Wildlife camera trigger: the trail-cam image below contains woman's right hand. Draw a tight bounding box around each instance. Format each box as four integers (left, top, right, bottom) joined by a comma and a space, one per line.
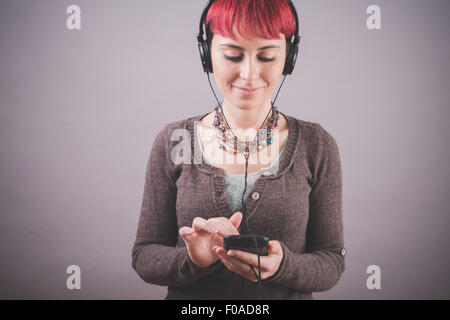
179, 212, 243, 268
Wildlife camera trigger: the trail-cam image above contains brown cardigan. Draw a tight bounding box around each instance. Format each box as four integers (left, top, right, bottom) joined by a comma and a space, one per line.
132, 112, 346, 299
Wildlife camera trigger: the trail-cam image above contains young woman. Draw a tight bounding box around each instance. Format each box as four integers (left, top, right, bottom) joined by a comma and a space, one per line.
132, 0, 346, 300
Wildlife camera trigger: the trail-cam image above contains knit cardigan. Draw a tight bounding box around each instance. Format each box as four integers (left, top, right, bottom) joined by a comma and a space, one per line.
131, 111, 346, 300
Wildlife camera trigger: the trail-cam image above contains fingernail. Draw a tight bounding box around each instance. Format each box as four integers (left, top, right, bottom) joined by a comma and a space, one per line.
182, 227, 193, 234
227, 250, 233, 256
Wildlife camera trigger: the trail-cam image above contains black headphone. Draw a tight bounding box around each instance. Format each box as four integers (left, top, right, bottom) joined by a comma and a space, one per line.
197, 0, 301, 75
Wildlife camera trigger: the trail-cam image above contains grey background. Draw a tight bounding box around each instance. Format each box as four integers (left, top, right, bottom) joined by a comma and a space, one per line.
0, 0, 449, 299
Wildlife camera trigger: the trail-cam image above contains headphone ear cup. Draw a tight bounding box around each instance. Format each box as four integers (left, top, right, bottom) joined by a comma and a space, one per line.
198, 39, 213, 73
283, 42, 299, 75
204, 41, 213, 73
282, 46, 292, 76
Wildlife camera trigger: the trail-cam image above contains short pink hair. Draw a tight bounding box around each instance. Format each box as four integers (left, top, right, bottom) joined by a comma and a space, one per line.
205, 0, 296, 41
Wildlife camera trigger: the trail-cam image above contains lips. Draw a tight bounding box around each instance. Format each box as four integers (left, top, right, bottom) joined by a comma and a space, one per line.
233, 86, 262, 96
234, 86, 261, 92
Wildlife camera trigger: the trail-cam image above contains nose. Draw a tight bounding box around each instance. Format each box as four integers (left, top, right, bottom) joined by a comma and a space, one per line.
239, 56, 260, 82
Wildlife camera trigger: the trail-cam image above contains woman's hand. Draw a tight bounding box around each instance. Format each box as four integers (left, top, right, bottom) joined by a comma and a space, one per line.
213, 240, 283, 282
179, 212, 243, 268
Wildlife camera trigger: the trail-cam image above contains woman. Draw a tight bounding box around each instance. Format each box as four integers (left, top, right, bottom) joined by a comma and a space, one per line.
132, 0, 345, 300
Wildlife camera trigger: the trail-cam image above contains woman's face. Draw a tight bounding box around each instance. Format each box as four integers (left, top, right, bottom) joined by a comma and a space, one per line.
210, 25, 287, 110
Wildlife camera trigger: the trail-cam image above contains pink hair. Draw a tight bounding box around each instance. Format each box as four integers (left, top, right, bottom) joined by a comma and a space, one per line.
205, 0, 296, 41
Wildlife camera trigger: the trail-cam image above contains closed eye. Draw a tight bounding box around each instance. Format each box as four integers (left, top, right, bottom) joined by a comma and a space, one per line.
224, 55, 275, 62
258, 56, 276, 62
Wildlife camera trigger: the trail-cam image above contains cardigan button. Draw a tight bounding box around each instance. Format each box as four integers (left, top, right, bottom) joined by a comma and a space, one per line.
251, 192, 260, 200
340, 248, 346, 256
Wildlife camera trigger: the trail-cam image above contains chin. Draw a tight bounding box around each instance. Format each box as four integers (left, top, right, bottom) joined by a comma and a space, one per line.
231, 102, 252, 110
232, 100, 262, 111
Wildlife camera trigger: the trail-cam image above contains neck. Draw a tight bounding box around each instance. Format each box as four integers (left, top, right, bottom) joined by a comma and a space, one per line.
220, 99, 273, 140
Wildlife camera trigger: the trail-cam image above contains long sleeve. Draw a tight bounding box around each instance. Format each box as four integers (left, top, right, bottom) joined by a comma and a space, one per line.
265, 128, 345, 292
131, 124, 222, 287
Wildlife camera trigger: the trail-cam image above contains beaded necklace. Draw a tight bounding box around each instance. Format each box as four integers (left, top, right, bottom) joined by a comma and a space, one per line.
213, 102, 280, 157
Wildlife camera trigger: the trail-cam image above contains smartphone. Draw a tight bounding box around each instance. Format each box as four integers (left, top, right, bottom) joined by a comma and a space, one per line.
223, 235, 270, 256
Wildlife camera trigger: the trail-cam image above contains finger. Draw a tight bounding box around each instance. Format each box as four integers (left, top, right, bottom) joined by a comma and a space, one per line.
215, 247, 258, 282
213, 245, 226, 255
209, 218, 239, 235
210, 234, 224, 248
216, 218, 239, 234
215, 247, 257, 281
219, 258, 255, 282
192, 217, 217, 234
205, 220, 231, 237
228, 249, 276, 274
197, 219, 232, 238
229, 212, 243, 229
268, 240, 283, 256
179, 226, 195, 242
227, 249, 259, 268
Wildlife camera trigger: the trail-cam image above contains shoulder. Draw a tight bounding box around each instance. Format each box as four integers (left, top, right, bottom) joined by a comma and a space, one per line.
284, 115, 341, 186
148, 114, 206, 179
285, 114, 340, 159
285, 113, 336, 142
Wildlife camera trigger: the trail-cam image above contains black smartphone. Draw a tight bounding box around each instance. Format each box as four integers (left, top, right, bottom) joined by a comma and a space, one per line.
223, 235, 270, 256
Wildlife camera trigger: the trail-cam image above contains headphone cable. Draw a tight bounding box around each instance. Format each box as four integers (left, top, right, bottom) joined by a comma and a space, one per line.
207, 72, 221, 107
206, 71, 288, 300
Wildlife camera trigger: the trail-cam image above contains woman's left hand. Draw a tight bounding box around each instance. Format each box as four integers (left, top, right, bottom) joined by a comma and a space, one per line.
213, 240, 283, 282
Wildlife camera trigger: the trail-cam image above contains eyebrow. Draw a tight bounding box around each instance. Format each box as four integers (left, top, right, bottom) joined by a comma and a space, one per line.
219, 44, 280, 51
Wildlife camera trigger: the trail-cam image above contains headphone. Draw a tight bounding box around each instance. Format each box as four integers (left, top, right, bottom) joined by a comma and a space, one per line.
197, 0, 301, 75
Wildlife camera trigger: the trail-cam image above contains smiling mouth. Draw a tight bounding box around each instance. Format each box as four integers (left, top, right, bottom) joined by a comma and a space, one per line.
234, 86, 262, 92
233, 86, 263, 96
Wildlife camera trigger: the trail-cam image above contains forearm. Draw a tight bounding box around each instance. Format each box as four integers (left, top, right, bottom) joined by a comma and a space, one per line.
132, 243, 222, 287
264, 241, 345, 292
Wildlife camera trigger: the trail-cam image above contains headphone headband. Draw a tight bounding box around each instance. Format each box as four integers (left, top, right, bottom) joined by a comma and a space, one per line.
197, 0, 215, 43
287, 0, 301, 46
198, 0, 300, 44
